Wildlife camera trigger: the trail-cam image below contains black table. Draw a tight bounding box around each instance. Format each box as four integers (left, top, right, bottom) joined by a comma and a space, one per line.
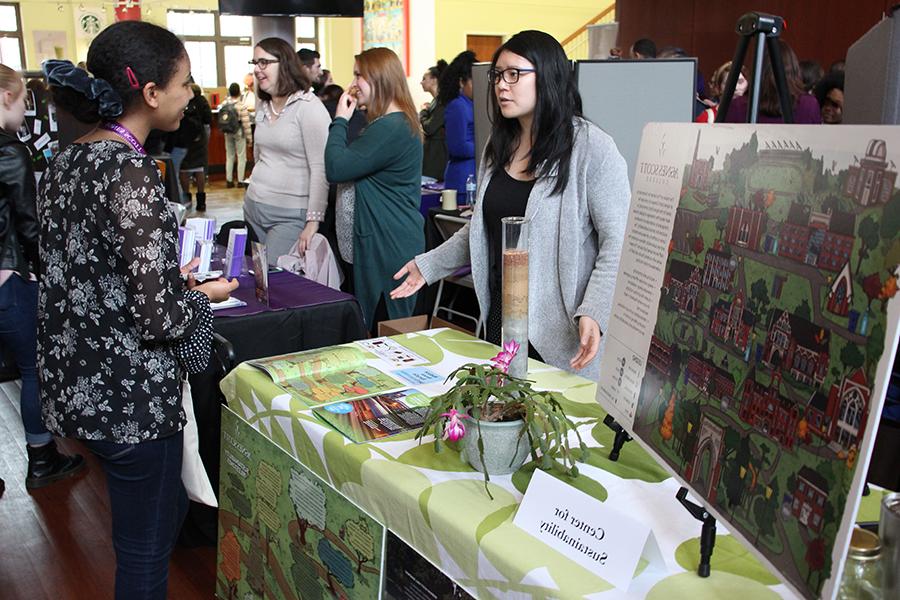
180, 271, 368, 546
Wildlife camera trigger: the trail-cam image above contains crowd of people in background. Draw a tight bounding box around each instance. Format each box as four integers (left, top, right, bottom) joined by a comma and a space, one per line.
621, 36, 846, 125
0, 16, 866, 599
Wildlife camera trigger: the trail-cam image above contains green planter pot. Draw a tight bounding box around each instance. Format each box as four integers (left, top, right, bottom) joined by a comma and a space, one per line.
461, 418, 530, 476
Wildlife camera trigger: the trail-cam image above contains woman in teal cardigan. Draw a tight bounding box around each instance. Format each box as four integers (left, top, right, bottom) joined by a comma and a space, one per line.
325, 47, 424, 330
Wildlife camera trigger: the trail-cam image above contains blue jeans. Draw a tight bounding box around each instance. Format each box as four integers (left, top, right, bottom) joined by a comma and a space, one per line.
169, 146, 189, 203
84, 431, 188, 600
0, 274, 51, 445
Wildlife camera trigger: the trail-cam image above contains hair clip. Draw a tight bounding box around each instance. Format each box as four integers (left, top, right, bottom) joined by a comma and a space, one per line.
125, 66, 140, 89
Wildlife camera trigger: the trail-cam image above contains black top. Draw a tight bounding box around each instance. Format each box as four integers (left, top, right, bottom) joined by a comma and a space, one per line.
38, 140, 213, 443
0, 131, 38, 276
483, 167, 536, 294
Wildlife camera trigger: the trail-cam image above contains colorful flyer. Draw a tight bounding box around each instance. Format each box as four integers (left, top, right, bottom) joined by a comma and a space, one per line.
312, 389, 432, 443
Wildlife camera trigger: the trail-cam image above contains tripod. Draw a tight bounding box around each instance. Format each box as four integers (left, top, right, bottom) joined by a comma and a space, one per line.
715, 12, 794, 124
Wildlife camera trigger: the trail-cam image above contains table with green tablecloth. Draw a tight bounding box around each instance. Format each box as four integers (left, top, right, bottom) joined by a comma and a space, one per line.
218, 328, 887, 599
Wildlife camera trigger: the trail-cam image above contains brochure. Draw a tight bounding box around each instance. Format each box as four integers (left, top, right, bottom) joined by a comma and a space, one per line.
249, 346, 403, 408
312, 389, 432, 443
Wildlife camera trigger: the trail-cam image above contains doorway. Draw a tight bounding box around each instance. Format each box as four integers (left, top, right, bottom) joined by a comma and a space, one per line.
466, 35, 503, 62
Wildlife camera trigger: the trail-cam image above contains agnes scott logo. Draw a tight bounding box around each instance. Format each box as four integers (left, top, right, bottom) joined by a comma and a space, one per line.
639, 162, 679, 179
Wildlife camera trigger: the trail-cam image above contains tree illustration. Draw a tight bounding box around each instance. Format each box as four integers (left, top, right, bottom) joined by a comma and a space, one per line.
866, 324, 885, 367
856, 215, 880, 273
290, 545, 323, 600
226, 473, 253, 526
862, 273, 883, 309
839, 343, 864, 375
341, 518, 376, 574
219, 530, 242, 600
880, 189, 900, 239
659, 390, 675, 441
805, 536, 826, 586
318, 537, 354, 593
289, 470, 327, 546
795, 298, 812, 321
750, 278, 769, 314
715, 208, 729, 238
796, 418, 810, 444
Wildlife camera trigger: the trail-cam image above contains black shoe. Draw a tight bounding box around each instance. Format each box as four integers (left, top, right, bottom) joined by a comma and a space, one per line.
195, 192, 207, 211
0, 477, 5, 499
238, 181, 248, 189
26, 440, 86, 489
226, 180, 235, 188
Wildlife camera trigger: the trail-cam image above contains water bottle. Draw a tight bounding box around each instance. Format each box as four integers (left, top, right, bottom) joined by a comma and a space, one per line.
466, 174, 477, 207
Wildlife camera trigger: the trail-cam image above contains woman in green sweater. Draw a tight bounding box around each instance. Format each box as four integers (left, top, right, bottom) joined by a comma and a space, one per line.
325, 47, 424, 331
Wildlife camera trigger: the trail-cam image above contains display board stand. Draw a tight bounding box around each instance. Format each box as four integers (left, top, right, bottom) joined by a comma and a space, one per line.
676, 487, 718, 578
602, 415, 632, 462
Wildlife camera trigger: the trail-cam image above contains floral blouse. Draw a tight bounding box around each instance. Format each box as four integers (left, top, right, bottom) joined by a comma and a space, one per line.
37, 140, 213, 443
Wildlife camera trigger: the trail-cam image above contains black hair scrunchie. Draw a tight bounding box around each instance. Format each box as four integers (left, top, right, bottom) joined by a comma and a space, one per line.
43, 59, 124, 119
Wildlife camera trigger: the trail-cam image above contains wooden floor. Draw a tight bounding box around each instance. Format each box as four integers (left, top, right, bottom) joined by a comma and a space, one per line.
0, 181, 245, 600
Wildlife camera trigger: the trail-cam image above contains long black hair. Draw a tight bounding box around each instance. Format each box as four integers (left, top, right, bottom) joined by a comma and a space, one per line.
437, 50, 475, 107
485, 30, 581, 196
50, 21, 186, 123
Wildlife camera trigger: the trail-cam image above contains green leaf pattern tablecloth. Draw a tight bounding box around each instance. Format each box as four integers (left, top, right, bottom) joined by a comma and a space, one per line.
220, 329, 884, 599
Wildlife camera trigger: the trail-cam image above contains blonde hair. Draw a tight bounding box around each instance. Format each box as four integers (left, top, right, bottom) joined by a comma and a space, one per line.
355, 47, 422, 140
0, 64, 23, 95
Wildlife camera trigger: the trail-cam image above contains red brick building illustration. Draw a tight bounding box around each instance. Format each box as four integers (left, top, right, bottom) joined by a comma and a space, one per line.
664, 259, 702, 314
762, 309, 830, 386
791, 466, 828, 532
739, 371, 800, 449
725, 206, 767, 251
687, 353, 735, 401
709, 291, 756, 352
777, 203, 855, 272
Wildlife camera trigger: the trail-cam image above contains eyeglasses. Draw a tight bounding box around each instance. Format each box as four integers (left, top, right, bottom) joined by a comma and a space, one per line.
249, 59, 280, 68
488, 67, 536, 85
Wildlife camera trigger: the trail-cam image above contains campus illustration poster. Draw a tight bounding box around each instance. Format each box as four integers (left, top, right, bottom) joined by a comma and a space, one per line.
217, 407, 385, 600
596, 123, 900, 600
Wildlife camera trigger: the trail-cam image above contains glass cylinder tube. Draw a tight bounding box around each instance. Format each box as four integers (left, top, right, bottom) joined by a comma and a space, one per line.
501, 216, 529, 378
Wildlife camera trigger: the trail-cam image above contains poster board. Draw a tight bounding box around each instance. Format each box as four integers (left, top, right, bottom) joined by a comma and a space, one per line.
472, 62, 492, 167
218, 406, 385, 599
576, 59, 696, 185
596, 123, 900, 600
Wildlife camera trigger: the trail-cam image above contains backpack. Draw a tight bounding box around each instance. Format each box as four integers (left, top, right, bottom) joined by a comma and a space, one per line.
217, 102, 241, 134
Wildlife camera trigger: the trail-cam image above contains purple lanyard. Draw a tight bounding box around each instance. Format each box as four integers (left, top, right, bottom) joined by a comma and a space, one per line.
99, 121, 146, 155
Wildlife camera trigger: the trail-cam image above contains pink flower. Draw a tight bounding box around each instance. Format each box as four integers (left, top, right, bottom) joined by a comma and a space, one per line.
491, 339, 521, 373
441, 409, 470, 441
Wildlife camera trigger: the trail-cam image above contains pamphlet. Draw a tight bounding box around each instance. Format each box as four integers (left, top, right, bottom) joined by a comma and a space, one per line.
251, 241, 269, 305
312, 389, 432, 443
249, 345, 403, 408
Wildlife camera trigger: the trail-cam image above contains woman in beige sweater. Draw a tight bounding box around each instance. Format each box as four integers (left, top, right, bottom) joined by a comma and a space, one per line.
244, 37, 331, 265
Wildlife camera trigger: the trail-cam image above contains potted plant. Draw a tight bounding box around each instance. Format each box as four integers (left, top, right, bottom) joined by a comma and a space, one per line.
415, 341, 588, 498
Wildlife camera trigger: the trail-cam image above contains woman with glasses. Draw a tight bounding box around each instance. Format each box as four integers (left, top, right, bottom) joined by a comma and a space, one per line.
325, 47, 424, 333
245, 37, 331, 265
393, 30, 631, 378
439, 50, 477, 197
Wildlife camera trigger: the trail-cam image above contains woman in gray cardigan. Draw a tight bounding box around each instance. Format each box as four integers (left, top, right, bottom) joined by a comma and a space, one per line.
392, 30, 630, 380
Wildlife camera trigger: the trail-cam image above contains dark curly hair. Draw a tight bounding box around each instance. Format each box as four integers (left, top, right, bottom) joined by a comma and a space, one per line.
256, 37, 311, 101
51, 21, 186, 124
427, 59, 448, 80
437, 50, 476, 106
